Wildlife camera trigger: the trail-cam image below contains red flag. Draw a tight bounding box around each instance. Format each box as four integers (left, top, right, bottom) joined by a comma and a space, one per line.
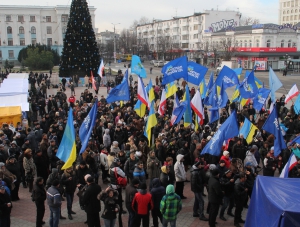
90, 71, 97, 90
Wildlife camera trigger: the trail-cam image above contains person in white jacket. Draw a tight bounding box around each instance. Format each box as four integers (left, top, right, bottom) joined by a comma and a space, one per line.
174, 154, 187, 199
244, 145, 258, 172
100, 148, 109, 183
103, 129, 111, 149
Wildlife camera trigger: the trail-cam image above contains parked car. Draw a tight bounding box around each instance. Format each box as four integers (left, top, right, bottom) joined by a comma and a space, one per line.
150, 60, 157, 65
164, 61, 170, 65
154, 61, 164, 67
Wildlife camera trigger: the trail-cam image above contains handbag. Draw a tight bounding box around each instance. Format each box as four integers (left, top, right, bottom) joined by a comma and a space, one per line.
114, 167, 127, 187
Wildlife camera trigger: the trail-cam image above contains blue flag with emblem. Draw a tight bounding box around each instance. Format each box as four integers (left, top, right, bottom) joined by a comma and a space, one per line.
201, 111, 239, 156
171, 101, 188, 125
253, 88, 270, 111
187, 61, 208, 86
262, 107, 287, 156
161, 56, 188, 85
79, 99, 98, 154
106, 70, 130, 103
215, 65, 239, 90
131, 55, 147, 78
239, 70, 259, 99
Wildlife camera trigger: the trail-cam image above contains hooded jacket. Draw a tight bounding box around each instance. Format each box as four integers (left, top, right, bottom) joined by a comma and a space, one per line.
190, 164, 205, 192
160, 166, 171, 188
150, 178, 166, 209
46, 186, 62, 208
174, 154, 186, 182
132, 188, 153, 215
46, 168, 60, 189
61, 169, 77, 193
146, 153, 161, 179
160, 185, 182, 220
103, 129, 111, 148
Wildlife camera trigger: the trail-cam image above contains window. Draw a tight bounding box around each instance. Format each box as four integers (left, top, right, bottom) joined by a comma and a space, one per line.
244, 40, 247, 47
266, 39, 271, 47
7, 26, 12, 34
61, 14, 68, 22
293, 42, 297, 47
9, 50, 14, 59
182, 43, 188, 48
46, 16, 51, 22
19, 26, 24, 34
193, 25, 198, 30
0, 51, 2, 58
256, 40, 260, 47
20, 39, 25, 46
283, 11, 286, 14
31, 26, 36, 34
281, 40, 285, 47
291, 9, 294, 13
8, 39, 13, 46
182, 35, 189, 40
31, 38, 36, 45
193, 34, 198, 39
288, 40, 292, 47
296, 9, 298, 13
18, 15, 24, 22
62, 27, 67, 34
47, 38, 52, 46
30, 16, 35, 22
47, 26, 52, 34
295, 15, 297, 20
182, 26, 189, 31
6, 15, 11, 22
239, 40, 243, 47
249, 40, 252, 47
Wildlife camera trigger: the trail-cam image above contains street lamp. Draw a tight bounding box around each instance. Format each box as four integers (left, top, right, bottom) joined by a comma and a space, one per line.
112, 23, 120, 63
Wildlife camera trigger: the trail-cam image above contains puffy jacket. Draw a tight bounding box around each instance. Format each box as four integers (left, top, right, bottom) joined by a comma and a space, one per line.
125, 183, 138, 211
160, 185, 182, 220
220, 155, 231, 168
190, 165, 205, 192
150, 178, 165, 210
133, 166, 146, 184
46, 186, 62, 208
124, 157, 139, 179
103, 129, 111, 148
132, 190, 153, 215
174, 154, 186, 182
208, 176, 223, 204
61, 169, 77, 193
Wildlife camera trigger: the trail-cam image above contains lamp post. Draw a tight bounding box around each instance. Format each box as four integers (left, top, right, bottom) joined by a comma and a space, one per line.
112, 23, 120, 63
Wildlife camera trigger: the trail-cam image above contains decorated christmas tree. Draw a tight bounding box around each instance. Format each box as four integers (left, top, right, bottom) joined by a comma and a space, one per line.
59, 0, 100, 77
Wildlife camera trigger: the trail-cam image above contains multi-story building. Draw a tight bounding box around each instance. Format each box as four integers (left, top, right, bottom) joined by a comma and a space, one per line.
136, 9, 240, 60
96, 30, 119, 46
0, 5, 96, 65
279, 0, 300, 25
203, 23, 300, 70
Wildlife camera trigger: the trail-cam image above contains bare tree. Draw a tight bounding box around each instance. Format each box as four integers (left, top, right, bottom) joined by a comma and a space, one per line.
217, 37, 237, 61
240, 16, 260, 26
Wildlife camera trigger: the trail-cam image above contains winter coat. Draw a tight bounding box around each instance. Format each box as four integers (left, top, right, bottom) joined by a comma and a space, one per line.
100, 152, 108, 170
232, 144, 247, 161
33, 182, 46, 203
146, 155, 161, 179
208, 176, 223, 204
244, 151, 258, 167
220, 174, 235, 197
150, 178, 165, 210
124, 157, 139, 179
103, 129, 111, 148
125, 182, 138, 211
160, 185, 182, 220
82, 183, 101, 213
160, 166, 172, 188
234, 179, 248, 205
61, 170, 77, 194
75, 165, 93, 185
46, 186, 62, 208
190, 165, 205, 192
100, 190, 119, 220
0, 190, 12, 217
174, 154, 186, 182
46, 168, 60, 189
23, 156, 36, 176
109, 162, 126, 189
220, 155, 231, 168
133, 166, 146, 184
5, 159, 21, 181
132, 189, 153, 215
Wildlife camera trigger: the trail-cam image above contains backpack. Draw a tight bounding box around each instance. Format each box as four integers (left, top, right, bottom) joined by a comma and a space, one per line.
114, 167, 127, 187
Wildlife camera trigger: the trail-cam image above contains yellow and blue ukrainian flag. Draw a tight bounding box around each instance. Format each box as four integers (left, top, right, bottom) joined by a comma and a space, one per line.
56, 108, 76, 170
183, 85, 192, 127
165, 81, 177, 99
134, 100, 146, 118
144, 102, 157, 146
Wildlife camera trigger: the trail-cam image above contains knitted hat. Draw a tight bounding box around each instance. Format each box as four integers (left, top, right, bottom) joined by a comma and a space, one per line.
223, 151, 229, 156
0, 162, 5, 168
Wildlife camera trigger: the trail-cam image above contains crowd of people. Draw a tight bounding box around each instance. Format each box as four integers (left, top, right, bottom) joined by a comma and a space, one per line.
0, 70, 300, 227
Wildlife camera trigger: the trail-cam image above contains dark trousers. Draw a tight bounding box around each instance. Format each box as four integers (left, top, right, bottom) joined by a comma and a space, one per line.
11, 181, 20, 200
220, 195, 234, 217
209, 203, 220, 227
35, 201, 45, 227
152, 209, 162, 227
134, 214, 149, 227
234, 202, 244, 224
175, 181, 184, 197
87, 212, 100, 227
0, 215, 11, 227
65, 192, 74, 214
101, 165, 108, 181
127, 209, 136, 227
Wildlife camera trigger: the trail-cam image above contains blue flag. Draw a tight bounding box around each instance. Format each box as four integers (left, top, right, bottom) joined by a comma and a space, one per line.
239, 70, 259, 99
79, 100, 98, 154
253, 88, 270, 111
216, 83, 228, 108
294, 94, 300, 114
291, 135, 300, 145
106, 70, 130, 103
201, 111, 239, 156
215, 65, 239, 90
161, 56, 188, 85
187, 61, 208, 86
131, 55, 147, 78
171, 101, 188, 125
262, 107, 287, 156
207, 71, 214, 91
269, 67, 283, 102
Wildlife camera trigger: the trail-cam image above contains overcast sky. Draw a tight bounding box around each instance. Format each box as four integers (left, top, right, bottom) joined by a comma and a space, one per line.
5, 0, 279, 32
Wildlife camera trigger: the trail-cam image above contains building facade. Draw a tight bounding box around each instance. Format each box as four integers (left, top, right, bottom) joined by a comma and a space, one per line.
279, 0, 300, 25
203, 24, 300, 70
0, 5, 96, 65
136, 10, 240, 60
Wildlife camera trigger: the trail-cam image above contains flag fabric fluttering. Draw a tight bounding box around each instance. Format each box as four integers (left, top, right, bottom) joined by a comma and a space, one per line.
79, 100, 98, 154
144, 102, 157, 146
56, 108, 76, 170
194, 114, 200, 131
165, 81, 177, 99
269, 67, 283, 102
137, 76, 149, 107
294, 94, 300, 114
207, 71, 214, 91
147, 79, 155, 107
262, 107, 287, 156
106, 70, 130, 103
239, 70, 258, 99
239, 118, 259, 144
97, 59, 105, 78
131, 55, 147, 78
233, 68, 243, 80
183, 85, 192, 127
158, 88, 167, 116
170, 101, 188, 126
290, 134, 300, 145
170, 94, 180, 126
285, 84, 300, 104
199, 77, 207, 99
161, 56, 188, 85
201, 111, 239, 156
134, 100, 146, 117
252, 88, 271, 111
279, 153, 298, 178
215, 65, 239, 90
191, 89, 205, 125
231, 85, 240, 103
90, 71, 97, 91
187, 61, 208, 86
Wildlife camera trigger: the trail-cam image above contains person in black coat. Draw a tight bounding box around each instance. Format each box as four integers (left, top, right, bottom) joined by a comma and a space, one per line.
34, 150, 49, 183
125, 178, 139, 227
234, 173, 248, 227
208, 169, 223, 227
190, 161, 208, 221
0, 185, 12, 226
32, 177, 46, 227
99, 187, 120, 226
82, 177, 102, 227
5, 157, 21, 201
219, 170, 235, 220
75, 161, 94, 186
150, 178, 165, 227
